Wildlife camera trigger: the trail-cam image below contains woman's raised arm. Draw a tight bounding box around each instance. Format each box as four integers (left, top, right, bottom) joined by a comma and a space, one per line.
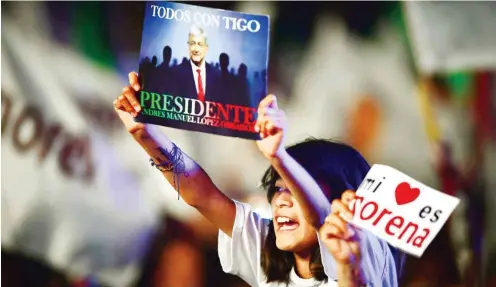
255, 95, 331, 228
114, 72, 236, 236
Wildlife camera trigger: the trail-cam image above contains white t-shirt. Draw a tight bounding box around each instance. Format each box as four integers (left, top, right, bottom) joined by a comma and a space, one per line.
218, 201, 398, 287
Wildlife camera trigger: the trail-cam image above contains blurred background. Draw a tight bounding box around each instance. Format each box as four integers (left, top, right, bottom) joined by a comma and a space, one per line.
1, 1, 495, 287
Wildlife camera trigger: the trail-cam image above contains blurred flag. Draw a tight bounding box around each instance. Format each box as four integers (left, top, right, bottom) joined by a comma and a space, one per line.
473, 72, 495, 141
45, 2, 114, 69
45, 1, 143, 75
446, 72, 475, 104
404, 2, 496, 74
70, 2, 115, 69
345, 95, 382, 160
1, 6, 162, 286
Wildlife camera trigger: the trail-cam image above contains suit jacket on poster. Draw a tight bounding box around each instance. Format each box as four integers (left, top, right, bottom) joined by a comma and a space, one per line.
170, 61, 221, 102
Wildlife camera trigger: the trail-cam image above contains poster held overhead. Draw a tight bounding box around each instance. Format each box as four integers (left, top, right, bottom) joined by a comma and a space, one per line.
135, 1, 270, 140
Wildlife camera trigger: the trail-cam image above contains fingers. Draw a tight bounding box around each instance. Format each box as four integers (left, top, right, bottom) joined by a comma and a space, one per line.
117, 94, 136, 116
128, 72, 140, 91
258, 94, 278, 109
114, 84, 142, 118
113, 98, 123, 111
323, 213, 354, 239
255, 107, 285, 138
322, 193, 362, 265
324, 214, 348, 237
337, 240, 361, 264
115, 71, 141, 117
341, 190, 356, 206
324, 238, 343, 260
255, 95, 284, 137
349, 241, 361, 263
320, 224, 361, 264
122, 86, 142, 113
255, 95, 285, 138
331, 198, 353, 221
269, 94, 278, 108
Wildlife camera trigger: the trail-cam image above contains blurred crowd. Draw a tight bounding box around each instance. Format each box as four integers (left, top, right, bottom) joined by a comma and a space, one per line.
2, 1, 496, 287
139, 46, 268, 106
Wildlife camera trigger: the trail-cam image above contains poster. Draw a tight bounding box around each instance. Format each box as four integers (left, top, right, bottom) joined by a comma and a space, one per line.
136, 1, 270, 139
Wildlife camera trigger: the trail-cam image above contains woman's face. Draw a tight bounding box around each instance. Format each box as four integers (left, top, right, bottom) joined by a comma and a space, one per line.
270, 179, 319, 253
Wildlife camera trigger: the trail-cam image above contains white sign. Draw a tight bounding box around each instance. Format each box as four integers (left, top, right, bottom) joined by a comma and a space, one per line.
350, 164, 460, 257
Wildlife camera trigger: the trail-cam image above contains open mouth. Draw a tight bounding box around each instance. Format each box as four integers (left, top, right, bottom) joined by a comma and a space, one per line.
276, 216, 299, 231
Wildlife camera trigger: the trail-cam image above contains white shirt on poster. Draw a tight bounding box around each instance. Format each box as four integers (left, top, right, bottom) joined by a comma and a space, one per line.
218, 201, 398, 287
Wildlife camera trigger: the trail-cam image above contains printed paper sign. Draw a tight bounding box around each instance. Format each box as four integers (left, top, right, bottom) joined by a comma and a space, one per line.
350, 164, 460, 257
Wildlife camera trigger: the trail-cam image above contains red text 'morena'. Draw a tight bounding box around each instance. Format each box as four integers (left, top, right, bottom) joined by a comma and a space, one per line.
351, 195, 430, 248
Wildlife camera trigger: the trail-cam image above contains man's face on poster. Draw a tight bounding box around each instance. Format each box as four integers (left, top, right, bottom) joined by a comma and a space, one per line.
188, 34, 208, 66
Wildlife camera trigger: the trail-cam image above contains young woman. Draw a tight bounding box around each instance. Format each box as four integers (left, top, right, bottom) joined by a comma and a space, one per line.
114, 72, 398, 287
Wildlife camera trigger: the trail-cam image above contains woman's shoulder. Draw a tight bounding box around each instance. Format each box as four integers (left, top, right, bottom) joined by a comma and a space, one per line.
357, 228, 393, 265
357, 229, 399, 286
217, 200, 272, 285
231, 200, 272, 234
358, 228, 390, 251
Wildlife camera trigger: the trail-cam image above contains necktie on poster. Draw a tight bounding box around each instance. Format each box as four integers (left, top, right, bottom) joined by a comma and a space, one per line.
349, 164, 460, 258
404, 2, 496, 74
135, 1, 270, 140
196, 68, 205, 102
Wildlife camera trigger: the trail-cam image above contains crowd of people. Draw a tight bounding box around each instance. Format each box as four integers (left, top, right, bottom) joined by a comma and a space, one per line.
139, 45, 267, 108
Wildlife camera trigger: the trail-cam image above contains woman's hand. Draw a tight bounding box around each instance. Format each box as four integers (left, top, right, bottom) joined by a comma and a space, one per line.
113, 72, 146, 135
320, 190, 365, 286
255, 94, 287, 160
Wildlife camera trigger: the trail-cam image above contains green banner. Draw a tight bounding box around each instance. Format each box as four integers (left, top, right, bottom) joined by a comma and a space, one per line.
70, 2, 115, 68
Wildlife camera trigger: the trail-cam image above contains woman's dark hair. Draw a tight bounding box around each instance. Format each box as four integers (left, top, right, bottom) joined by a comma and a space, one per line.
260, 138, 404, 283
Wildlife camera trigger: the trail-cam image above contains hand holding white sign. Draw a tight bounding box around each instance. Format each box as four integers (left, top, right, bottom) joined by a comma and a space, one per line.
320, 190, 360, 264
319, 190, 367, 285
349, 164, 460, 257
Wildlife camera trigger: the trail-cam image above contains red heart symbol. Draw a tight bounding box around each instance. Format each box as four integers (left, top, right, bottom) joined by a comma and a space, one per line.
395, 182, 420, 205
